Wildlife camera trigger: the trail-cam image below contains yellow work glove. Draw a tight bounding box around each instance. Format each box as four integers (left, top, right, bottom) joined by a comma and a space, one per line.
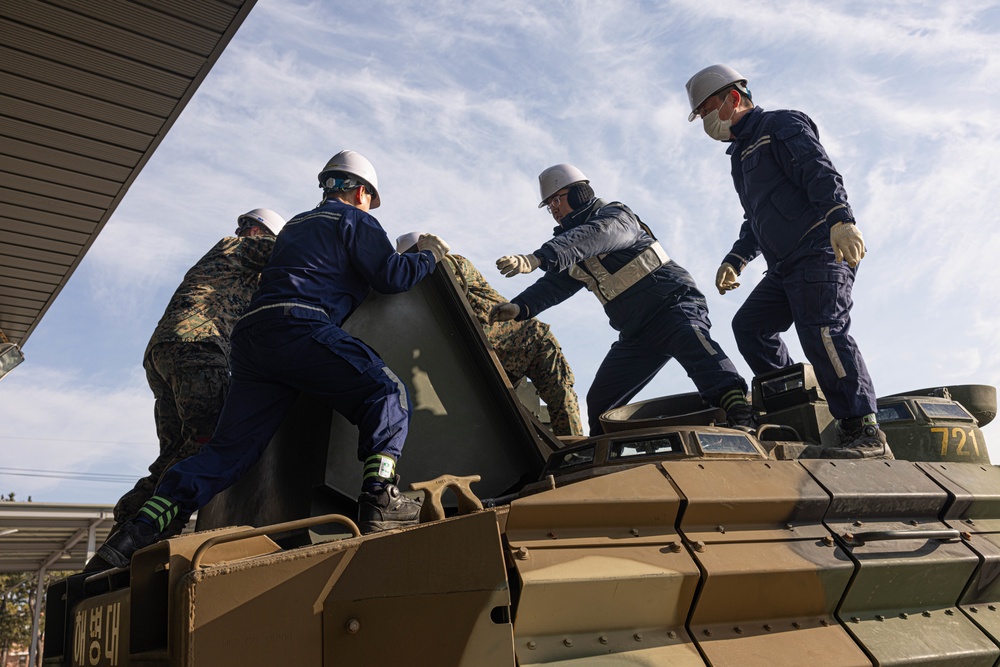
830, 222, 865, 267
489, 302, 520, 323
416, 234, 450, 262
496, 254, 541, 278
715, 263, 740, 295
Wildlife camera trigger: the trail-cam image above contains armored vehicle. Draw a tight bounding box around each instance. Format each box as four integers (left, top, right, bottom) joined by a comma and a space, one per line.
43, 257, 1000, 666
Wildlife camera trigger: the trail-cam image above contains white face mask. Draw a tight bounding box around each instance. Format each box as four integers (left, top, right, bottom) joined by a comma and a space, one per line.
701, 94, 735, 142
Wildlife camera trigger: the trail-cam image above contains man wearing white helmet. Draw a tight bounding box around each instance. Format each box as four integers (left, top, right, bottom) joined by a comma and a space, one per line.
101, 207, 285, 546
685, 64, 890, 460
90, 151, 450, 570
492, 165, 753, 436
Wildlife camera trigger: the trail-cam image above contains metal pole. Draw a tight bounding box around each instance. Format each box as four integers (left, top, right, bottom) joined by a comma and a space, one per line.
28, 564, 47, 667
87, 519, 98, 562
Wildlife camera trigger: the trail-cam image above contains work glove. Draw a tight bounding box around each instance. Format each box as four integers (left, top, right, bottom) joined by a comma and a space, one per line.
416, 234, 450, 262
489, 302, 520, 323
715, 263, 740, 295
496, 254, 541, 278
830, 222, 865, 267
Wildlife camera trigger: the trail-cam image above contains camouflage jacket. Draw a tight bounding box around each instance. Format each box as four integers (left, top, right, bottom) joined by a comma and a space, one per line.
445, 255, 552, 367
146, 236, 275, 357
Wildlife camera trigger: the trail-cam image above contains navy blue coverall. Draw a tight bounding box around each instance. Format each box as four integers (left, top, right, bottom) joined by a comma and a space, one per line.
511, 197, 747, 434
153, 199, 437, 517
722, 106, 877, 420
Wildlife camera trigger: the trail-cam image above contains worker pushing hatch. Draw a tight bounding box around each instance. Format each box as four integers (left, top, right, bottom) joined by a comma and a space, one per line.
89, 150, 451, 571
490, 164, 754, 436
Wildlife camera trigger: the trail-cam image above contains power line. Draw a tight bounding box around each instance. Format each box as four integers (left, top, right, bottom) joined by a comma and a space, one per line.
0, 467, 139, 484
0, 435, 149, 446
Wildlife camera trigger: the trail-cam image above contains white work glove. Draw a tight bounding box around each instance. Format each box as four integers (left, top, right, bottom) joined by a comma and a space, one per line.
416, 234, 450, 263
496, 254, 541, 278
830, 222, 865, 267
489, 302, 520, 323
715, 263, 740, 295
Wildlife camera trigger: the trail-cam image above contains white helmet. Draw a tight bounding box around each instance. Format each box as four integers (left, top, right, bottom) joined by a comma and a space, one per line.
238, 208, 286, 235
318, 149, 381, 209
685, 64, 749, 122
537, 164, 589, 208
395, 232, 422, 253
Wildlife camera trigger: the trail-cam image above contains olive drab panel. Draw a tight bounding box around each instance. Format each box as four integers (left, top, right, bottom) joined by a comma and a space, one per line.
922, 463, 1000, 651
665, 460, 870, 666
506, 465, 704, 665
197, 255, 557, 538
327, 264, 553, 503
320, 511, 513, 667
804, 460, 1000, 666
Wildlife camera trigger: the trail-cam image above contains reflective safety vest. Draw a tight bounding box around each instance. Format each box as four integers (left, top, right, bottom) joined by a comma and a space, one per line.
567, 241, 670, 305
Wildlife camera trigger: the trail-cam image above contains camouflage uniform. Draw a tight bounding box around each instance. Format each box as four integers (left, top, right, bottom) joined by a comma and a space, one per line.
113, 236, 275, 526
446, 255, 583, 436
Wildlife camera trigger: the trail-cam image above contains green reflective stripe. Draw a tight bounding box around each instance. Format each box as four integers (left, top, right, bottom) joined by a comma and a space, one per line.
140, 496, 179, 532
138, 506, 159, 524
363, 454, 395, 481
720, 389, 748, 411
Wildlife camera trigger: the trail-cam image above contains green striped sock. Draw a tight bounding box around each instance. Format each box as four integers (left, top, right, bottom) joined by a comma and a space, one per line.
362, 454, 396, 491
720, 388, 749, 412
138, 495, 179, 532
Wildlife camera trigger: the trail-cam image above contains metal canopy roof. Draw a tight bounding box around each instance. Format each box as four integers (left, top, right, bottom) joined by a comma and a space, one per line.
0, 0, 257, 346
0, 503, 114, 573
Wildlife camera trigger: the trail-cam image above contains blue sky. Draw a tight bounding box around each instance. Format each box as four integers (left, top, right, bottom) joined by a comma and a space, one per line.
2, 0, 999, 503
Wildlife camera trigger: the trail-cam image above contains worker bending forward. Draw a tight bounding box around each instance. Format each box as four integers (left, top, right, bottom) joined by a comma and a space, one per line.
492, 164, 752, 435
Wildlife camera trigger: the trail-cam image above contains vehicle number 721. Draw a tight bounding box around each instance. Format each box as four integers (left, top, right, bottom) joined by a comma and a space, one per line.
930, 427, 980, 457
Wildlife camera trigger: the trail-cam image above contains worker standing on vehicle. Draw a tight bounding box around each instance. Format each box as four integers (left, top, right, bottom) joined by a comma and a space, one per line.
491, 164, 753, 435
685, 64, 891, 460
90, 150, 451, 571
108, 208, 284, 539
398, 233, 584, 437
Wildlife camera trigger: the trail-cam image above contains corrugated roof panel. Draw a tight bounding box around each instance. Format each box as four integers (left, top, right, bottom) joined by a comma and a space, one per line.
0, 235, 83, 266
0, 116, 143, 167
3, 2, 208, 75
0, 274, 56, 295
133, 0, 245, 33
0, 70, 166, 135
4, 96, 153, 152
1, 207, 100, 239
45, 0, 226, 57
3, 155, 121, 198
1, 217, 95, 249
0, 45, 179, 117
0, 265, 65, 286
0, 290, 49, 312
1, 189, 109, 224
0, 0, 257, 347
0, 136, 134, 182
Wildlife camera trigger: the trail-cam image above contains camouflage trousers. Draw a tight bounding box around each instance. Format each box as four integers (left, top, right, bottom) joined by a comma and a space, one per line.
113, 341, 229, 526
494, 326, 583, 437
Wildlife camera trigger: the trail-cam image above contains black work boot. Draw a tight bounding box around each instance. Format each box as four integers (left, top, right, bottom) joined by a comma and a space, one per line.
823, 419, 894, 460
725, 402, 758, 432
86, 519, 161, 571
358, 478, 422, 534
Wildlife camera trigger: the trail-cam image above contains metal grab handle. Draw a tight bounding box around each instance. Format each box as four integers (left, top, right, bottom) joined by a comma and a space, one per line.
755, 423, 801, 441
842, 529, 962, 546
191, 513, 361, 569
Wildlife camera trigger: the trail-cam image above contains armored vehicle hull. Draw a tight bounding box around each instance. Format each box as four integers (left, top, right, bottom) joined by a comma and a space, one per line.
44, 258, 1000, 666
